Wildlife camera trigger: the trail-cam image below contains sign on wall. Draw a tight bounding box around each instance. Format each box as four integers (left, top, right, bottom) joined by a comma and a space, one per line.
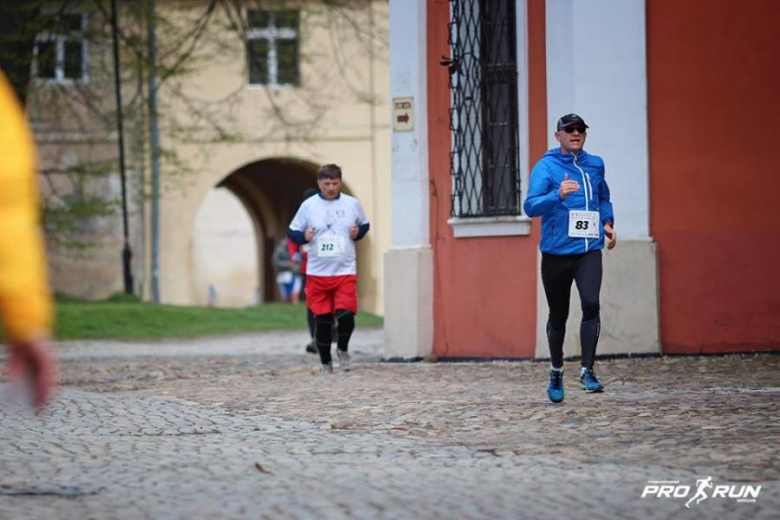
393, 97, 413, 131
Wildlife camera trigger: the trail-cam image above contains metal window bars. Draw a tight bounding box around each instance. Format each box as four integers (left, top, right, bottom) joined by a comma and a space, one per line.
448, 0, 521, 217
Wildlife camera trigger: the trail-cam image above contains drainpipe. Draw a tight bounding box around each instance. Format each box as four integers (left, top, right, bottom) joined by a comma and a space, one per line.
147, 0, 161, 303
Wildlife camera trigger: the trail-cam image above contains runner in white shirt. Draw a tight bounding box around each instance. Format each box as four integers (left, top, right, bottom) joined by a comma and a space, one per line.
288, 164, 370, 374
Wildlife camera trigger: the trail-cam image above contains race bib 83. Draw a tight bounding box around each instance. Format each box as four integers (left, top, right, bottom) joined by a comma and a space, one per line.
568, 210, 600, 239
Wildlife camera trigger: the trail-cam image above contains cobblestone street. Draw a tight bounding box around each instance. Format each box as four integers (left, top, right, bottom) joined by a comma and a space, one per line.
1, 329, 778, 519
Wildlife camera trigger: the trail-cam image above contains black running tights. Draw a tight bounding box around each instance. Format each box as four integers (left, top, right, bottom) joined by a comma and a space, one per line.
541, 250, 602, 370
315, 309, 355, 365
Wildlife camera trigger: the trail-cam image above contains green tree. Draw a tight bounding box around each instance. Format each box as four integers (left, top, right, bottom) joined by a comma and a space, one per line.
1, 0, 387, 252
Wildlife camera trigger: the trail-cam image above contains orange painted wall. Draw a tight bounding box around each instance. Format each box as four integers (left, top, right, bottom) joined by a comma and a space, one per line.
427, 0, 547, 358
647, 0, 780, 353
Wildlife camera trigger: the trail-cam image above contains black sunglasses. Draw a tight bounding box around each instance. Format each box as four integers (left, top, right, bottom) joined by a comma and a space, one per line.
562, 126, 587, 134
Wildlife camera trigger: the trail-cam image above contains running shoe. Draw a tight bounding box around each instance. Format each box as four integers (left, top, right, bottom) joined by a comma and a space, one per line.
337, 349, 351, 372
305, 340, 318, 354
547, 369, 564, 403
320, 363, 333, 375
579, 368, 604, 393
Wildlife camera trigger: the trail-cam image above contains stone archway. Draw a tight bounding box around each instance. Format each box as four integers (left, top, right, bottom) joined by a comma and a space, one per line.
189, 157, 369, 307
218, 157, 319, 303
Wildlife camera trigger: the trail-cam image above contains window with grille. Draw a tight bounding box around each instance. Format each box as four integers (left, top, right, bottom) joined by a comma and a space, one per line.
34, 13, 88, 83
449, 0, 521, 217
247, 10, 300, 87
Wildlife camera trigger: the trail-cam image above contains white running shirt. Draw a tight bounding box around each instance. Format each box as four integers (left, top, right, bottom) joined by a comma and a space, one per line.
289, 193, 369, 276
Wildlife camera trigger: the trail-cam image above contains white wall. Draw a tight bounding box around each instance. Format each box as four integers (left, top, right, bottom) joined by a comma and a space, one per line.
192, 188, 259, 307
546, 0, 649, 238
539, 0, 659, 358
389, 0, 429, 247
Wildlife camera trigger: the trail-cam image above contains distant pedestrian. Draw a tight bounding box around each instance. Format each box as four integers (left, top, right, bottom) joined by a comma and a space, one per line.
524, 114, 616, 403
287, 164, 370, 374
0, 69, 57, 409
272, 237, 302, 303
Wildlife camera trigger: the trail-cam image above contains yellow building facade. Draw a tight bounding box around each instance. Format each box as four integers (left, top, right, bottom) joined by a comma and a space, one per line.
29, 0, 391, 314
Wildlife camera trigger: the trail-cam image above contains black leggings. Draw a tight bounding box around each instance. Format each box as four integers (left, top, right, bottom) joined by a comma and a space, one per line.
541, 250, 602, 370
315, 309, 355, 365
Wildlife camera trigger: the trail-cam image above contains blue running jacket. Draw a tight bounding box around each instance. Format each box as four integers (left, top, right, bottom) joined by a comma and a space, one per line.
523, 148, 615, 255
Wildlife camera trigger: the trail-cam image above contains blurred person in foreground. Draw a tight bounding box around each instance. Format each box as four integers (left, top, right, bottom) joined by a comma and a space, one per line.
0, 69, 57, 409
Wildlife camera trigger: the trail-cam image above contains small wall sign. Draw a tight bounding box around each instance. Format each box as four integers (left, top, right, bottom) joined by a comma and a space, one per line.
393, 97, 413, 131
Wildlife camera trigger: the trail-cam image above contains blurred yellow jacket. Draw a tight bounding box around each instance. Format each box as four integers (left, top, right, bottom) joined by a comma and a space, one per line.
0, 71, 52, 343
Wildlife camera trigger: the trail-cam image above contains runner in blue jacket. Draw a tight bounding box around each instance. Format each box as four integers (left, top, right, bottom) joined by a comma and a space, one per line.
524, 113, 617, 403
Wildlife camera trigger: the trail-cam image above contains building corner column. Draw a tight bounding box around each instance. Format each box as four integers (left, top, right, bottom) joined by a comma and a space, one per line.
384, 0, 432, 359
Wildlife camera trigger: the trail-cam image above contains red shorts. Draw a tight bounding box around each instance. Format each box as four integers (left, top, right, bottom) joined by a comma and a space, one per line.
305, 275, 358, 316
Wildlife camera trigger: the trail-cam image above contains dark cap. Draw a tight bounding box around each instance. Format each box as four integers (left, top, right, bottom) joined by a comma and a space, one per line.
557, 113, 589, 130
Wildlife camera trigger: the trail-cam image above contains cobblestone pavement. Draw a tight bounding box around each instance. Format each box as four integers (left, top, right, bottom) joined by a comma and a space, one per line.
1, 329, 778, 519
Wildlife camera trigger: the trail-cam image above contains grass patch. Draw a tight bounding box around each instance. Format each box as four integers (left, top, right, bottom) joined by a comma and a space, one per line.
55, 296, 383, 341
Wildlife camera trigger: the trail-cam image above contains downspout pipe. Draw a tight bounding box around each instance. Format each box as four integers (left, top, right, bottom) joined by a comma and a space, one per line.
147, 0, 161, 303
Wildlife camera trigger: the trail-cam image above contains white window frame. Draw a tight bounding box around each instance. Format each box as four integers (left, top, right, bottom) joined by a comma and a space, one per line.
246, 10, 299, 88
447, 0, 531, 238
32, 11, 89, 84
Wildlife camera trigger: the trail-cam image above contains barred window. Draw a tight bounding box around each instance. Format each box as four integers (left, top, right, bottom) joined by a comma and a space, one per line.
34, 13, 88, 83
247, 10, 300, 87
449, 0, 521, 217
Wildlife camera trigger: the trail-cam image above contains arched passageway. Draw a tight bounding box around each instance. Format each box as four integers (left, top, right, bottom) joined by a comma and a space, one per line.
192, 157, 369, 306
219, 158, 319, 303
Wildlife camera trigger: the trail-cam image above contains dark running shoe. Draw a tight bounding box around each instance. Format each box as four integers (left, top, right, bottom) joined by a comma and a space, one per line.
305, 340, 318, 354
580, 368, 604, 393
547, 369, 565, 404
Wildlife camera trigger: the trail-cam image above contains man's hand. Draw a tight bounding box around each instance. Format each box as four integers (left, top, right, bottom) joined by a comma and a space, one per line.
604, 223, 617, 250
304, 228, 316, 242
349, 226, 359, 240
559, 173, 580, 200
6, 338, 57, 410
